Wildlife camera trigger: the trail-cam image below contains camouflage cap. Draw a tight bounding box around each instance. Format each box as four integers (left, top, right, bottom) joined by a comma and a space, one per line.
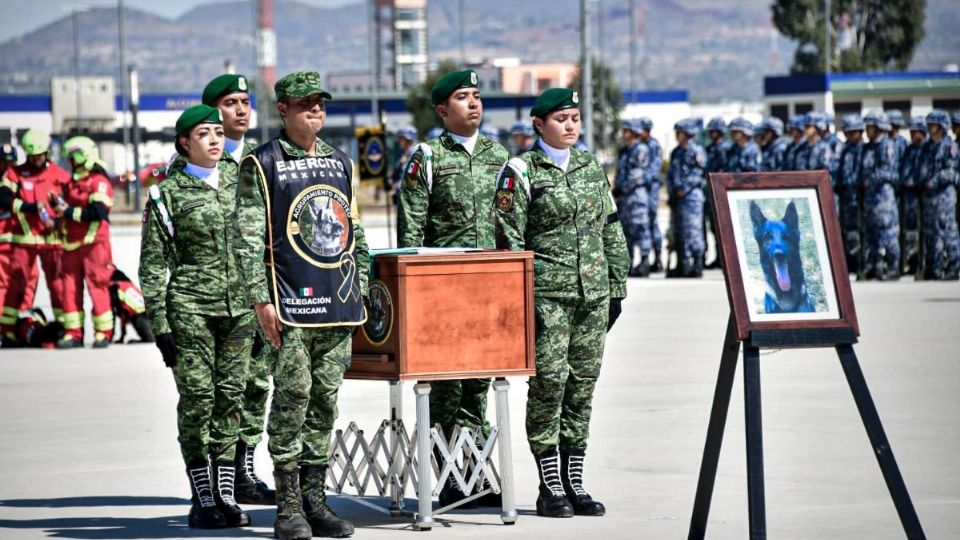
885, 109, 905, 127
202, 73, 250, 105
175, 104, 223, 135
274, 71, 332, 101
530, 88, 581, 118
431, 69, 479, 106
841, 114, 864, 132
728, 117, 754, 137
908, 116, 927, 133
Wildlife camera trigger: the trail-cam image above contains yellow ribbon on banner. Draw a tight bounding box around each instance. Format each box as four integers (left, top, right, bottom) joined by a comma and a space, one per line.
337, 252, 362, 303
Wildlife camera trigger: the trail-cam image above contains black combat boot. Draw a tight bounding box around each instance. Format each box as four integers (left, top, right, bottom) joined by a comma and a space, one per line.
274, 467, 312, 540
628, 258, 650, 278
235, 441, 276, 505
186, 460, 226, 529
560, 449, 606, 516
301, 465, 354, 538
689, 257, 703, 278
435, 446, 478, 509
534, 450, 574, 518
213, 461, 251, 527
651, 253, 664, 273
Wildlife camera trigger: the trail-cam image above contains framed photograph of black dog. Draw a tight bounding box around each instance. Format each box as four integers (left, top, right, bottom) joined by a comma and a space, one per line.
709, 170, 859, 342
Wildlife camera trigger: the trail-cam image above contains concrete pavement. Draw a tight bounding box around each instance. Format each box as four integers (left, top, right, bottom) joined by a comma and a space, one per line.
0, 222, 958, 539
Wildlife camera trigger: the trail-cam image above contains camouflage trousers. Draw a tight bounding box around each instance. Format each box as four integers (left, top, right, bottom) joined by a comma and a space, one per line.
900, 191, 920, 271
169, 309, 256, 465
527, 296, 608, 456
267, 325, 351, 470
921, 187, 960, 278
427, 378, 491, 439
672, 189, 705, 260
618, 187, 652, 263
864, 185, 900, 276
840, 190, 861, 271
650, 181, 663, 256
239, 339, 272, 445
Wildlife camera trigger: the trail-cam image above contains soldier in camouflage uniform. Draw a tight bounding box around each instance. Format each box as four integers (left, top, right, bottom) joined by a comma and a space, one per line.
193, 73, 277, 506
860, 112, 900, 280
795, 113, 834, 174
493, 88, 628, 519
638, 117, 664, 272
234, 72, 366, 539
140, 105, 255, 530
886, 110, 909, 165
899, 117, 927, 275
725, 118, 761, 173
613, 119, 652, 277
666, 119, 708, 278
918, 110, 960, 280
837, 115, 865, 274
782, 115, 805, 171
758, 117, 787, 172
821, 113, 844, 177
703, 117, 728, 269
396, 69, 510, 508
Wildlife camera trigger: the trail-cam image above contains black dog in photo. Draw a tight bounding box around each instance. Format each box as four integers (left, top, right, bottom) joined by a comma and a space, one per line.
750, 201, 815, 313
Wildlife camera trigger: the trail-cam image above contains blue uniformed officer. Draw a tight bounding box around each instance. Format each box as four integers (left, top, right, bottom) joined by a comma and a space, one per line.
899, 117, 927, 275
918, 110, 959, 280
638, 117, 664, 272
725, 118, 761, 172
860, 111, 900, 280
666, 119, 707, 278
795, 112, 833, 173
837, 115, 865, 274
782, 115, 805, 170
510, 120, 536, 156
758, 117, 787, 172
614, 119, 652, 276
703, 116, 728, 269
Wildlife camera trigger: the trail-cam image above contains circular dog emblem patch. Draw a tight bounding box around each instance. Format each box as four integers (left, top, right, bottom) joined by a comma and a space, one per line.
363, 280, 393, 345
288, 186, 352, 264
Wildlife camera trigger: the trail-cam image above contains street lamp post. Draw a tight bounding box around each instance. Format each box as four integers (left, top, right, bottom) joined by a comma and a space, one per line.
129, 65, 142, 212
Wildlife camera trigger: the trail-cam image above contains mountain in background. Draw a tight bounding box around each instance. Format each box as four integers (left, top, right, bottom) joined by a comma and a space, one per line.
0, 0, 956, 102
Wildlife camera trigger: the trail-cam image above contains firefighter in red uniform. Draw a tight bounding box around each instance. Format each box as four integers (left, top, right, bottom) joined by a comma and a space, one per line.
53, 136, 116, 348
0, 130, 67, 344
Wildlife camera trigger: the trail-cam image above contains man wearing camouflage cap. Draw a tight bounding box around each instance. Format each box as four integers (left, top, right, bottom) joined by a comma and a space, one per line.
837, 115, 866, 274
899, 117, 927, 275
860, 112, 900, 280
795, 112, 834, 174
758, 117, 787, 172
725, 118, 761, 173
636, 117, 665, 272
397, 68, 510, 508
234, 70, 367, 539
666, 119, 707, 278
782, 115, 805, 171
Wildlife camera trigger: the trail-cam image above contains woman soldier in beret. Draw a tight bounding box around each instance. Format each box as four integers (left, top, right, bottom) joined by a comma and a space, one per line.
139, 104, 257, 529
493, 88, 629, 518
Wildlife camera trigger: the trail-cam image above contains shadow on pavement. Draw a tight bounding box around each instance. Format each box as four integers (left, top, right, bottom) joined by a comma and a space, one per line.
0, 496, 188, 508
0, 514, 273, 539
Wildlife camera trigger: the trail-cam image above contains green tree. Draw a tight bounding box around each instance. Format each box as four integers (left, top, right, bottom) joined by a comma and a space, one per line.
772, 0, 925, 74
405, 60, 459, 137
569, 58, 623, 152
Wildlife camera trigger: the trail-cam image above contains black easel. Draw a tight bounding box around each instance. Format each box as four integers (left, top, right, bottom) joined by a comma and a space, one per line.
687, 315, 926, 540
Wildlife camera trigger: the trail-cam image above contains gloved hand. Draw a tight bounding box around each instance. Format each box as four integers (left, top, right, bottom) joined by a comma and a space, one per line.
156, 333, 177, 368
607, 298, 622, 332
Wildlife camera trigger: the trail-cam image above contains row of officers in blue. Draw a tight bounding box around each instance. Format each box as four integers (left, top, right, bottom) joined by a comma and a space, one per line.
613, 109, 960, 281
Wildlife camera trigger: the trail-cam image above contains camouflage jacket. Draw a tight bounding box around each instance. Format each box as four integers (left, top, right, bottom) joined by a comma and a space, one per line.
860, 134, 899, 192
667, 142, 707, 198
234, 132, 369, 306
493, 144, 628, 301
725, 140, 761, 173
795, 137, 833, 173
644, 137, 663, 188
139, 158, 248, 336
705, 140, 729, 174
899, 141, 926, 191
397, 131, 509, 248
614, 141, 648, 194
760, 139, 787, 172
891, 133, 908, 165
838, 140, 864, 192
919, 136, 959, 191
782, 140, 803, 170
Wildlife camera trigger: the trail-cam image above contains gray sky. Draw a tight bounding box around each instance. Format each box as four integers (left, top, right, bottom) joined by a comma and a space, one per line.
0, 0, 359, 43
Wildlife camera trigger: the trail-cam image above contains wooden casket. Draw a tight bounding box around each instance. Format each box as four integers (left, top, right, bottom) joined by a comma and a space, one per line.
348, 250, 536, 381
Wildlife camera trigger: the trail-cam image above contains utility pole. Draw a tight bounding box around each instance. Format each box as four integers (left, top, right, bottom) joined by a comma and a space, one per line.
629, 0, 636, 105
824, 0, 831, 76
580, 0, 593, 152
368, 0, 379, 124
73, 8, 82, 133
597, 1, 605, 152
117, 0, 130, 182
458, 0, 465, 65
129, 65, 141, 211
257, 0, 276, 142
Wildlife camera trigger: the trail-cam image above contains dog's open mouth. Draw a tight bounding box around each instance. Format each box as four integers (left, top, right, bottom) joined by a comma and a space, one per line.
773, 254, 791, 292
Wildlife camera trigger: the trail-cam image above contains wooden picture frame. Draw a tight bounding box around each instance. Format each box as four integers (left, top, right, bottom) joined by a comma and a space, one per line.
709, 170, 859, 344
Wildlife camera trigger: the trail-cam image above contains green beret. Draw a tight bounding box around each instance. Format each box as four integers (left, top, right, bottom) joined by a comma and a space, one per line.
202, 74, 250, 105
431, 69, 479, 106
274, 71, 332, 100
175, 104, 223, 135
530, 88, 581, 118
